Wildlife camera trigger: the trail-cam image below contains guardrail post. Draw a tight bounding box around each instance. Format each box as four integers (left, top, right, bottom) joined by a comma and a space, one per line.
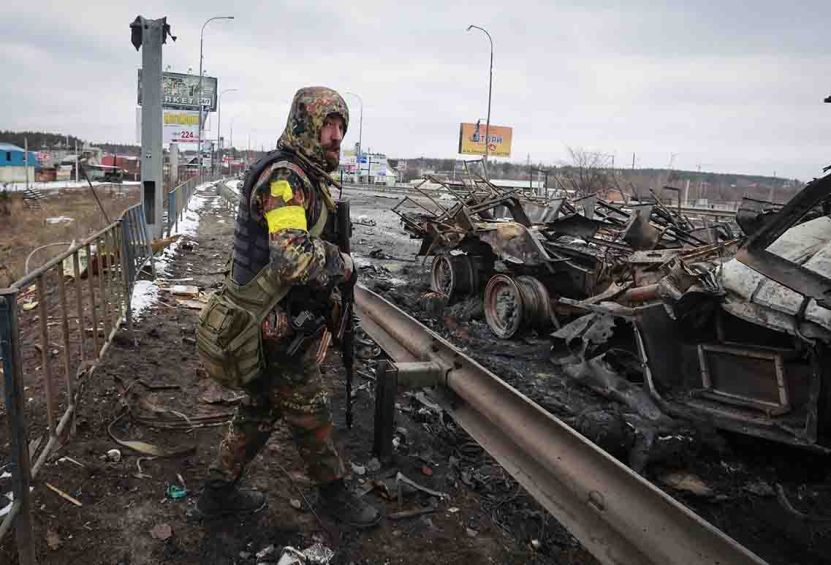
373, 360, 398, 462
0, 290, 37, 565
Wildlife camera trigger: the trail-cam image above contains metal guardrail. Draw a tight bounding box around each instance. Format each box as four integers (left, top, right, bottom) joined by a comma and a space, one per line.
166, 173, 222, 236
356, 285, 766, 565
0, 201, 154, 563
216, 179, 241, 209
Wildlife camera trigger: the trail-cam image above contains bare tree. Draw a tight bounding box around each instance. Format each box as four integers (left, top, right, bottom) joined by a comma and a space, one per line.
556, 147, 617, 198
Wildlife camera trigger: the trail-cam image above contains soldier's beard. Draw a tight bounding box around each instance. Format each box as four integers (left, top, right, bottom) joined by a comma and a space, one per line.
322, 144, 340, 172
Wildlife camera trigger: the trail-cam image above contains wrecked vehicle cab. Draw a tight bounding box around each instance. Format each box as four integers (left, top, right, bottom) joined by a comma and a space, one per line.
568, 173, 831, 451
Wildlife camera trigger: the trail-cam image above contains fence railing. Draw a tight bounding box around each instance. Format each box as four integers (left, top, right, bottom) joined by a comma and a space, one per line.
0, 177, 223, 563
166, 173, 222, 236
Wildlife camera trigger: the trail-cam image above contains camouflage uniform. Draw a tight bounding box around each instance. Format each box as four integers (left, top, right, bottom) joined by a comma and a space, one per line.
208, 87, 350, 487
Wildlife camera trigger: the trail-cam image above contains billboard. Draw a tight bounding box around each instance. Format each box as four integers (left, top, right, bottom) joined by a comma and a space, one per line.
137, 70, 218, 111
163, 110, 200, 144
458, 122, 513, 158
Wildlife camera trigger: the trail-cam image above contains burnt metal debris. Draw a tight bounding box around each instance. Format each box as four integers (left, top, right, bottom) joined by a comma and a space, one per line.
394, 168, 831, 451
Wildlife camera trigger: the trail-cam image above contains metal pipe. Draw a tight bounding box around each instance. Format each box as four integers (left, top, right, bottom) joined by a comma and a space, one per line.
37, 274, 57, 435
72, 251, 86, 364
97, 236, 111, 339
86, 242, 100, 355
0, 291, 36, 564
57, 262, 73, 405
355, 285, 765, 565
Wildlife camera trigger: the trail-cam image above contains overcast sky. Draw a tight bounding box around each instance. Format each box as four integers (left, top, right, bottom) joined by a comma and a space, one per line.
1, 0, 829, 180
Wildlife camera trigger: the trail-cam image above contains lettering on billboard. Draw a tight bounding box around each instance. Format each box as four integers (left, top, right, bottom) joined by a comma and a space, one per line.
163, 110, 200, 144
137, 70, 218, 111
458, 122, 513, 158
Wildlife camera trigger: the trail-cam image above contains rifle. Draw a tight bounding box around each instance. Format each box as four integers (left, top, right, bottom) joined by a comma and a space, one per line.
336, 200, 355, 429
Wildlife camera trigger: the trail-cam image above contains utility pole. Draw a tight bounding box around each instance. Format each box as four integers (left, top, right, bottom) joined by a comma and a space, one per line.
74, 140, 79, 182
345, 92, 363, 183
197, 16, 234, 181
467, 25, 493, 179
217, 88, 237, 176
131, 15, 174, 239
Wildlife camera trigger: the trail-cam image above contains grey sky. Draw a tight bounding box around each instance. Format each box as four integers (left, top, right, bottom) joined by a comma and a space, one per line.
0, 0, 828, 180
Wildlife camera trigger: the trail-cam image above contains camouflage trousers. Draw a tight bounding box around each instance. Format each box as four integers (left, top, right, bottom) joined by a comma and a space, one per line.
208, 336, 345, 486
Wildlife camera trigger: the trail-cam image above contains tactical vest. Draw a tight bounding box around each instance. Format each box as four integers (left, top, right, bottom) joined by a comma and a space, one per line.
232, 150, 321, 285
196, 151, 331, 389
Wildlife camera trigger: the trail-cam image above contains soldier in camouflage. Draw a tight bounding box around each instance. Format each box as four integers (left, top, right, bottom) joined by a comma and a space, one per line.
197, 87, 380, 528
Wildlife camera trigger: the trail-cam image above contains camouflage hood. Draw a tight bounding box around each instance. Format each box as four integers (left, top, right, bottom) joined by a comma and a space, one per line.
277, 86, 349, 172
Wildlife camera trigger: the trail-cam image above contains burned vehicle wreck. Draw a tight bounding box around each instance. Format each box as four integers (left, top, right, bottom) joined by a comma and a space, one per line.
394, 174, 727, 339
553, 173, 831, 451
396, 169, 831, 450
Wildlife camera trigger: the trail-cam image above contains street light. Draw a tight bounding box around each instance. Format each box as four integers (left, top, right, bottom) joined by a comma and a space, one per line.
345, 92, 363, 182
217, 88, 238, 174
467, 24, 493, 178
197, 15, 234, 179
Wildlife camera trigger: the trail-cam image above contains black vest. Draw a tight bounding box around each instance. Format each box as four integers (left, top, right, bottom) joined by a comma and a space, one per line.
231, 150, 294, 285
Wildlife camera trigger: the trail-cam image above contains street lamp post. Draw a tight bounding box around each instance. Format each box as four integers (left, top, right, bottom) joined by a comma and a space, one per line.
467, 24, 493, 178
345, 92, 363, 182
217, 88, 237, 175
197, 15, 233, 180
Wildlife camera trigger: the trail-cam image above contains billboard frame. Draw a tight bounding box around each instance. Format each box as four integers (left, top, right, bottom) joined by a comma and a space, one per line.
137, 70, 218, 112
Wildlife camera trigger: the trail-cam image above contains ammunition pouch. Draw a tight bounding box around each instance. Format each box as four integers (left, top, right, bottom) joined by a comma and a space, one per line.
196, 270, 290, 389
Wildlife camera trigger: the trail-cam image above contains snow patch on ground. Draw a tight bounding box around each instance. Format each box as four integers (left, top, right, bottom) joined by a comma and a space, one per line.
224, 179, 242, 196
130, 279, 160, 320
46, 216, 74, 224
129, 180, 221, 319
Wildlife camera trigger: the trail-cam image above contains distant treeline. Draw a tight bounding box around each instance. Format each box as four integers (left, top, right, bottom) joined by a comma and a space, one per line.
0, 130, 84, 150
397, 157, 805, 204
0, 130, 142, 157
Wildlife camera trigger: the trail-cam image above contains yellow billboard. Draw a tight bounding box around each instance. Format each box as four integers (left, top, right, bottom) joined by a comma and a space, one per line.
458, 122, 513, 157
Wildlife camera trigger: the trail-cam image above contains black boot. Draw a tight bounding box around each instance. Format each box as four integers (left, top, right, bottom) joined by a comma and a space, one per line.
196, 482, 267, 518
318, 480, 381, 528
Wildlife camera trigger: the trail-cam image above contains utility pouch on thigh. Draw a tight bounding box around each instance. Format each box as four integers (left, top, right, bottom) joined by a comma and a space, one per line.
196, 269, 290, 389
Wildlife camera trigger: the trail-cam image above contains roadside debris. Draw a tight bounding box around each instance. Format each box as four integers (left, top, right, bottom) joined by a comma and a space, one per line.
396, 472, 449, 500
275, 543, 334, 565
45, 528, 61, 551
45, 482, 82, 507
659, 471, 714, 497
166, 483, 188, 500
149, 522, 173, 541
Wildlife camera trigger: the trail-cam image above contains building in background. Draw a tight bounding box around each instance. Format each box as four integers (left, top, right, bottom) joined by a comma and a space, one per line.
339, 149, 398, 186
102, 154, 140, 181
0, 143, 38, 183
